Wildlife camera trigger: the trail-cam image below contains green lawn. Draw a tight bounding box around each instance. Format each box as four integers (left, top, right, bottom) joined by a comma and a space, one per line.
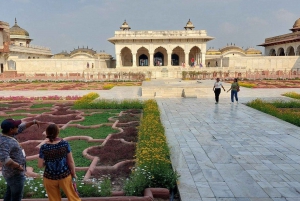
59, 126, 118, 138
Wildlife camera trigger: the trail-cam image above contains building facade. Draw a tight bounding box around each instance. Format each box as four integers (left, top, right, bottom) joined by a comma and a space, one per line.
0, 21, 10, 74
259, 18, 300, 56
108, 20, 213, 68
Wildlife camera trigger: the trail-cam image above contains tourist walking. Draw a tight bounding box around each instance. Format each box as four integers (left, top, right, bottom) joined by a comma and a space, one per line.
227, 78, 240, 103
213, 78, 226, 104
38, 124, 81, 201
0, 118, 40, 201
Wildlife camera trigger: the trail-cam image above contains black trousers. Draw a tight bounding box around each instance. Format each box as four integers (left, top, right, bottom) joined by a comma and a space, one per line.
214, 88, 221, 102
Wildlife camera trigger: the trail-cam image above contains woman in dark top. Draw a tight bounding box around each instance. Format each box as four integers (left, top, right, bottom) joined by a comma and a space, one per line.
38, 124, 80, 201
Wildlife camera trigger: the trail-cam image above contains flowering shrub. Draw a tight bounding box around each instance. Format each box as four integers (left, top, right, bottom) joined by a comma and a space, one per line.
282, 91, 300, 99
103, 84, 115, 90
124, 99, 179, 196
239, 82, 256, 88
74, 92, 100, 107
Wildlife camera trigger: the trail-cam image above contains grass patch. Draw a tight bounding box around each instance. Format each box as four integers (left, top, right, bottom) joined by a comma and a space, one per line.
69, 140, 99, 167
282, 92, 300, 100
0, 103, 8, 107
30, 103, 53, 108
26, 159, 39, 173
6, 109, 51, 114
76, 113, 114, 126
0, 115, 27, 122
60, 126, 118, 138
246, 99, 300, 127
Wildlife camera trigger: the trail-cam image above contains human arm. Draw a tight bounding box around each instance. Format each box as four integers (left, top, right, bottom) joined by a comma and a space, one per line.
0, 141, 24, 171
222, 85, 226, 91
38, 158, 45, 168
17, 119, 41, 134
4, 159, 24, 171
67, 152, 77, 179
227, 87, 232, 92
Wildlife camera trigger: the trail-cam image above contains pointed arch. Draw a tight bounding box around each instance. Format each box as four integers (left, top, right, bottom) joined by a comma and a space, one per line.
154, 46, 168, 66
137, 47, 149, 66
277, 47, 285, 56
120, 47, 133, 67
172, 46, 184, 66
189, 46, 201, 66
286, 46, 295, 56
269, 49, 276, 56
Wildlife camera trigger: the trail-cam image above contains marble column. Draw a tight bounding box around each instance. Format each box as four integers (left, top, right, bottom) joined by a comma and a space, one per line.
116, 53, 121, 68
168, 53, 171, 67
201, 53, 206, 67
149, 53, 154, 67
185, 53, 189, 67
132, 54, 137, 67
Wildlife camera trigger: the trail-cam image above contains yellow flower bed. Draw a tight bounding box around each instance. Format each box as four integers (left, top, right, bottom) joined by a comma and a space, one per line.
74, 92, 99, 106
124, 99, 178, 195
103, 84, 115, 90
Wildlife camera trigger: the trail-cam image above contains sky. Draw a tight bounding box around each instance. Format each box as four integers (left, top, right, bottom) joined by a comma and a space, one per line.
2, 0, 299, 57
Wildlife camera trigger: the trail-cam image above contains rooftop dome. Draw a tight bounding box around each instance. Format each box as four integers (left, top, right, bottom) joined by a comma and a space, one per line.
120, 20, 131, 31
184, 19, 195, 30
10, 18, 29, 36
206, 48, 221, 55
290, 18, 300, 32
96, 51, 112, 59
245, 47, 262, 55
55, 50, 70, 56
70, 46, 97, 56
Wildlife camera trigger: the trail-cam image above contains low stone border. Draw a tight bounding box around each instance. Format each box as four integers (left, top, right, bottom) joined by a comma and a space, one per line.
0, 188, 169, 201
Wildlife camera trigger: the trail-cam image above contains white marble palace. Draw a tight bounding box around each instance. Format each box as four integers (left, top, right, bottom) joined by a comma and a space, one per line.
108, 19, 213, 68
0, 18, 300, 79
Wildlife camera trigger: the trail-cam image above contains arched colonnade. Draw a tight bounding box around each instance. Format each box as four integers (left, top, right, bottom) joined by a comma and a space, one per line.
269, 44, 300, 56
116, 45, 205, 68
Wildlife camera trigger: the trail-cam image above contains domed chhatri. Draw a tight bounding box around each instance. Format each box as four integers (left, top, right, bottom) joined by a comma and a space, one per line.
290, 18, 300, 32
245, 47, 262, 55
10, 18, 29, 36
184, 19, 195, 30
120, 20, 131, 31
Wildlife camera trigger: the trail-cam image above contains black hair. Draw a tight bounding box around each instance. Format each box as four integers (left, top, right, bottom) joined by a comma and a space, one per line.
46, 124, 59, 142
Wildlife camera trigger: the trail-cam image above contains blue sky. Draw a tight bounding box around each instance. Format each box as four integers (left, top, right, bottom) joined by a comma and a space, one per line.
2, 0, 299, 57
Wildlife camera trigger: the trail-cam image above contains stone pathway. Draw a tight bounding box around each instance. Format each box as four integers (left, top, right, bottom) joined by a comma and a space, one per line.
157, 83, 300, 201
2, 80, 300, 200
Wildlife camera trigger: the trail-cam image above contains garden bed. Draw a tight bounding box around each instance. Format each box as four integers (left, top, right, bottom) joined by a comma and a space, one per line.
236, 79, 300, 88
0, 81, 142, 90
0, 101, 141, 197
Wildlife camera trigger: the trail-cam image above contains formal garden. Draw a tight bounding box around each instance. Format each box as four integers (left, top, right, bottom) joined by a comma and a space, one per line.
0, 81, 142, 90
0, 93, 179, 200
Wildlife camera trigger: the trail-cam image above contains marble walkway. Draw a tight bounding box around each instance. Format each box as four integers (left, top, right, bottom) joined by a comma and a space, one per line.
2, 80, 300, 201
157, 81, 300, 201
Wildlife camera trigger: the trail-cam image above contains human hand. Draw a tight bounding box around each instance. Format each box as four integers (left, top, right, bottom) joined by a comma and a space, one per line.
34, 119, 40, 128
16, 164, 24, 171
